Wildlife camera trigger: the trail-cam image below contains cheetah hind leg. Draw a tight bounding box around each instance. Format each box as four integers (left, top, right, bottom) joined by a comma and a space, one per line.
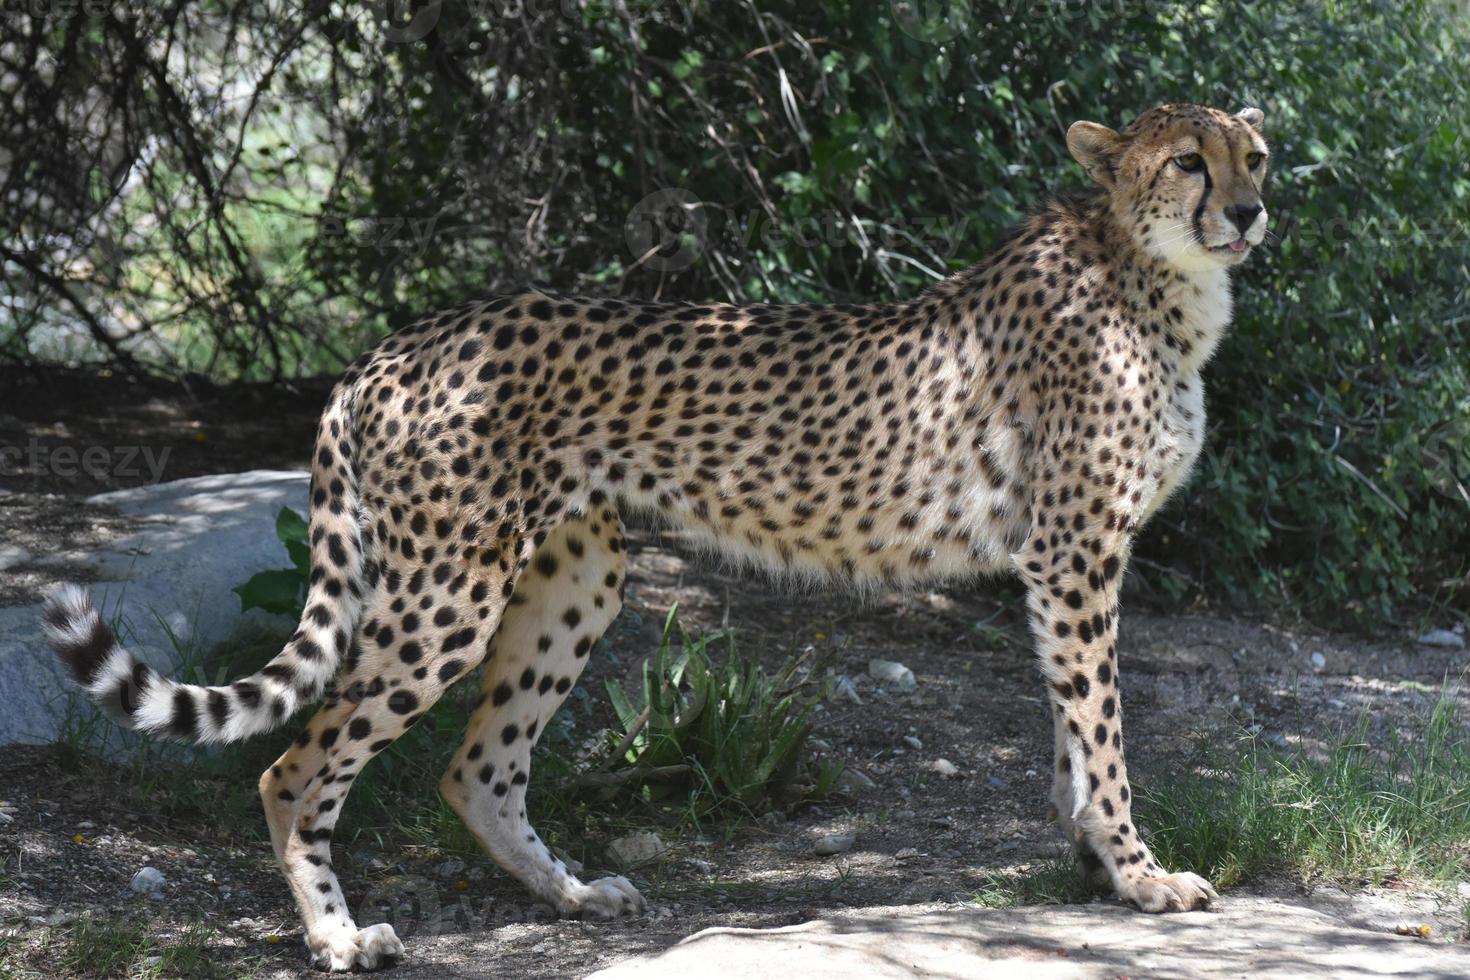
260, 551, 510, 970
440, 509, 646, 918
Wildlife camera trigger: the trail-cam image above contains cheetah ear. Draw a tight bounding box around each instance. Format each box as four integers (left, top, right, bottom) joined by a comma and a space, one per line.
1066, 121, 1125, 189
1235, 107, 1265, 131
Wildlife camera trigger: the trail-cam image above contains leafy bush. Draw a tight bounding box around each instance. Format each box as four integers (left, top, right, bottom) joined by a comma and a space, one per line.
594, 609, 841, 818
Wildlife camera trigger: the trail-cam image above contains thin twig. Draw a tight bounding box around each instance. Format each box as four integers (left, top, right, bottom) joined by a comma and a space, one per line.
574, 764, 691, 790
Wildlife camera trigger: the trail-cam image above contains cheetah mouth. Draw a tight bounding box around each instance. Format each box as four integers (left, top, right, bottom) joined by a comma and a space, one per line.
1208, 238, 1251, 254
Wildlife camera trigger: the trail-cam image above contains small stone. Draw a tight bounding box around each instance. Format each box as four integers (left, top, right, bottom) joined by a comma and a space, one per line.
606, 832, 667, 869
683, 857, 715, 874
903, 735, 924, 751
1456, 881, 1470, 901
929, 758, 960, 777
834, 676, 863, 705
1416, 630, 1464, 649
867, 659, 917, 693
835, 768, 876, 794
0, 812, 12, 825
987, 776, 1010, 790
130, 867, 165, 898
894, 847, 920, 860
813, 833, 855, 856
435, 858, 466, 879
1310, 652, 1326, 670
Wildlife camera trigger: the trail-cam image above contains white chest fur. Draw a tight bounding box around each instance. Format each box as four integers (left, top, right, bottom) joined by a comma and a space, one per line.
1170, 268, 1233, 376
1139, 268, 1233, 521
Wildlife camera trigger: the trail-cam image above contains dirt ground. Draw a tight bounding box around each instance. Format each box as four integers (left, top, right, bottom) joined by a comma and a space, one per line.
1, 368, 1467, 977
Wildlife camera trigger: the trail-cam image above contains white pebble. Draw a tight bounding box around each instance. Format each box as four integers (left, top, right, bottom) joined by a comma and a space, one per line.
813, 833, 855, 856
130, 867, 166, 897
606, 832, 666, 868
868, 659, 917, 693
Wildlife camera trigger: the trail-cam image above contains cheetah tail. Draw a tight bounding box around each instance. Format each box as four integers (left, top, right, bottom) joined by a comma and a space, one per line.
42, 384, 368, 744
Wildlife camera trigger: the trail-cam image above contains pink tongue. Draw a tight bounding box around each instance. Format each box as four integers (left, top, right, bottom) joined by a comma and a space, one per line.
1228, 239, 1249, 253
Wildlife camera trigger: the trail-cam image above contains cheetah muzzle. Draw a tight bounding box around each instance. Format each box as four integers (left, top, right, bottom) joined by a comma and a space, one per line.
45, 102, 1267, 967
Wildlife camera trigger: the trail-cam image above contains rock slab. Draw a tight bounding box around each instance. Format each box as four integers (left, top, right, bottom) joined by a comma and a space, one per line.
586, 896, 1467, 980
0, 470, 308, 745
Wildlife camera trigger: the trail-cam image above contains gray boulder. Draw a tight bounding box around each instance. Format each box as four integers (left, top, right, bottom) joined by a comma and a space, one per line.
0, 470, 308, 746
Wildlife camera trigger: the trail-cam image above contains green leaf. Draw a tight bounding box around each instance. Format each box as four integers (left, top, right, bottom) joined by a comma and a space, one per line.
233, 568, 307, 616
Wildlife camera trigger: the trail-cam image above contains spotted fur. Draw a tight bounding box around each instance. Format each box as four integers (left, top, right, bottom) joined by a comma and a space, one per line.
45, 103, 1268, 970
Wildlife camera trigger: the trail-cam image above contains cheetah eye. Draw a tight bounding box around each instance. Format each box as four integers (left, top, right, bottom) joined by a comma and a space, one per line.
1246, 152, 1265, 169
1173, 153, 1205, 173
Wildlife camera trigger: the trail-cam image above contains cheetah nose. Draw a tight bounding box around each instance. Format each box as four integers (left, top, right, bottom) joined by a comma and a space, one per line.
1223, 203, 1262, 235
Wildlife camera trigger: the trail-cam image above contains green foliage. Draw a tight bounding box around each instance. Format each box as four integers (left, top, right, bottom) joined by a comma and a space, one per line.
13, 2, 1464, 617
232, 507, 310, 617
1138, 687, 1470, 891
597, 609, 839, 819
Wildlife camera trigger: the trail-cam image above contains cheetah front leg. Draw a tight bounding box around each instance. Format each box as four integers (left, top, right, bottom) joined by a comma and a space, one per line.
1014, 518, 1217, 913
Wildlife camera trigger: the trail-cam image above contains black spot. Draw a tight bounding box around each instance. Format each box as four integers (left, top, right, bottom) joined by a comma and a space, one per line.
388, 690, 420, 715
170, 690, 198, 738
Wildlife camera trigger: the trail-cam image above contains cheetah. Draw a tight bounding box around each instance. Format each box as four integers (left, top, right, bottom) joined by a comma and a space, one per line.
45, 103, 1269, 970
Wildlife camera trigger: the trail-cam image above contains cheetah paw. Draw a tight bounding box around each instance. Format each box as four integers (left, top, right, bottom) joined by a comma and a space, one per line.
565, 875, 646, 920
1120, 870, 1218, 913
308, 923, 405, 972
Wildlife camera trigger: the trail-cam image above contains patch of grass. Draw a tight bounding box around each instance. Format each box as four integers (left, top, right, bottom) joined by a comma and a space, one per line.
147, 919, 220, 979
55, 913, 151, 978
1138, 685, 1470, 892
46, 913, 231, 979
969, 853, 1094, 909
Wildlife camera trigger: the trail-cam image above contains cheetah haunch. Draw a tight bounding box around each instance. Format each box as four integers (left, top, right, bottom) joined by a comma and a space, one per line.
46, 103, 1268, 970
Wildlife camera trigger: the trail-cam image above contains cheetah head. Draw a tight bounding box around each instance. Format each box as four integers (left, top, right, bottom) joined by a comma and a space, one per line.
1067, 103, 1269, 272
